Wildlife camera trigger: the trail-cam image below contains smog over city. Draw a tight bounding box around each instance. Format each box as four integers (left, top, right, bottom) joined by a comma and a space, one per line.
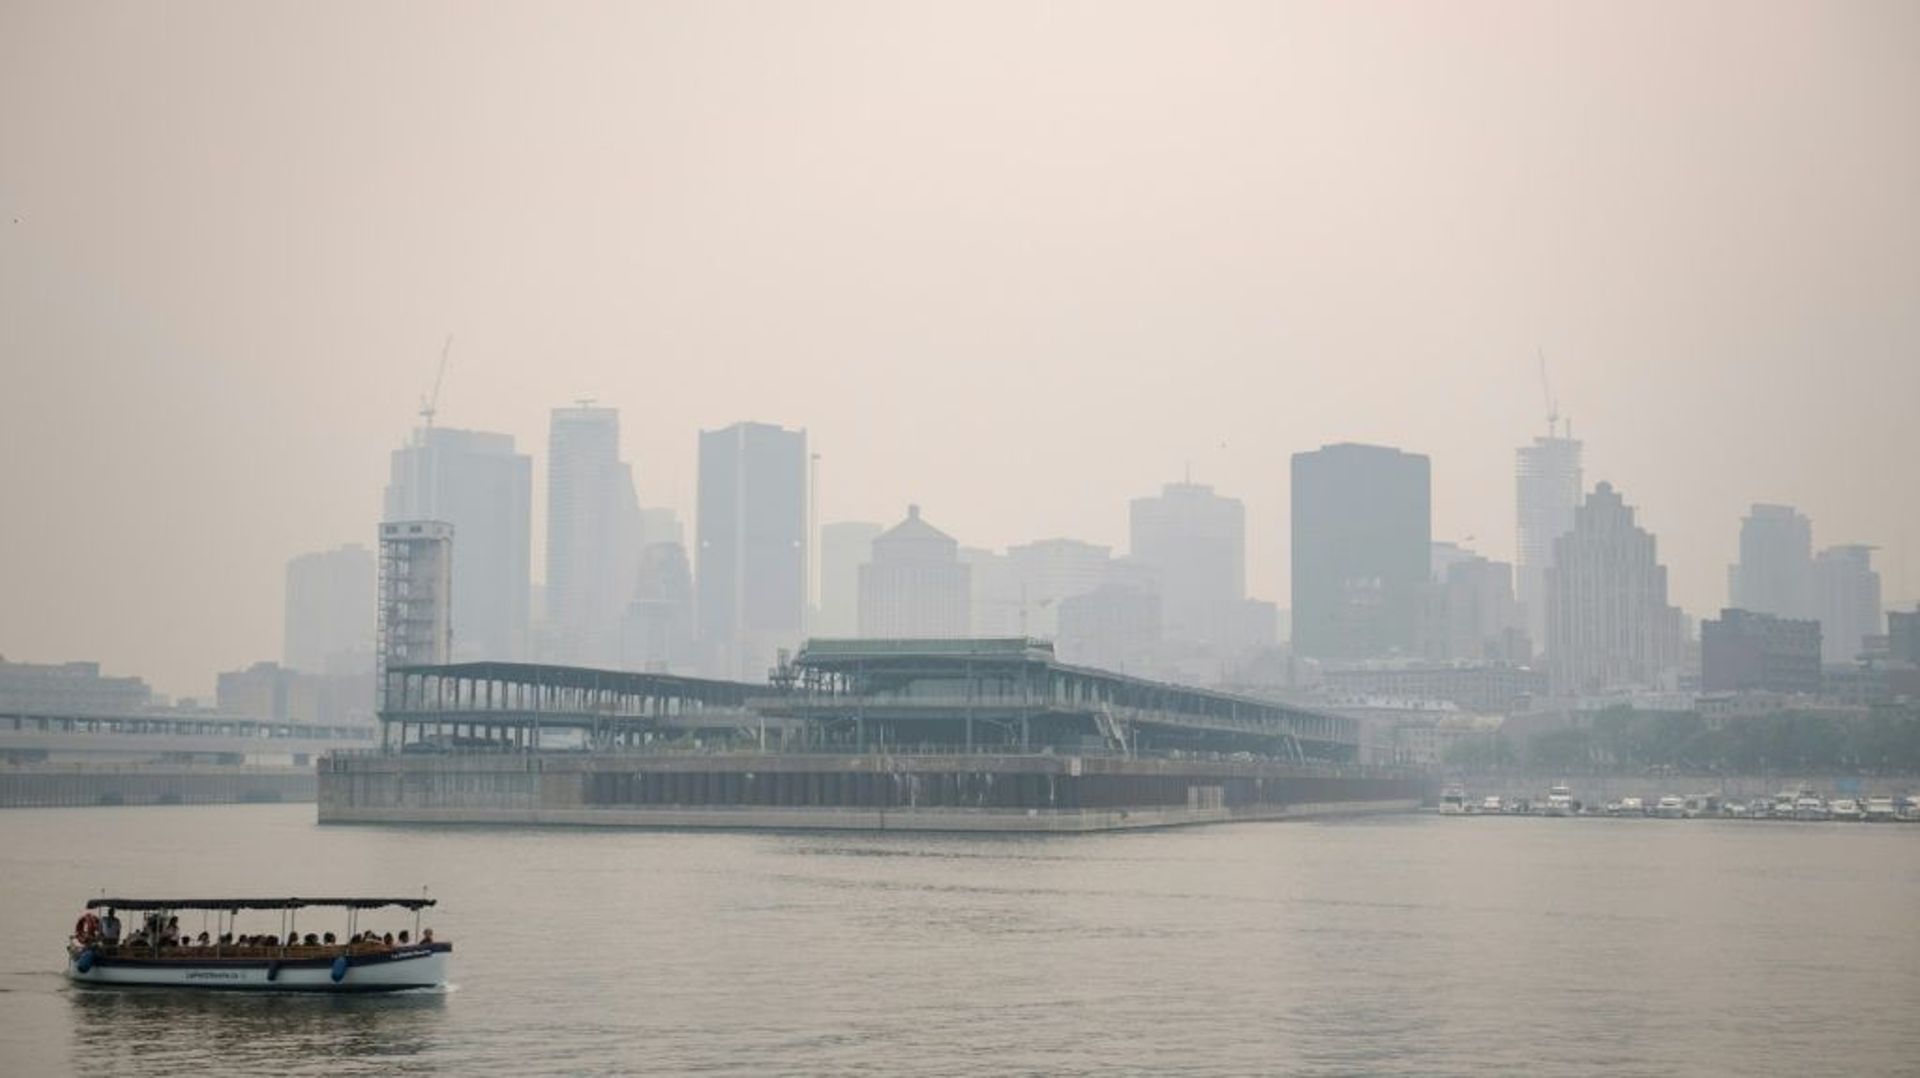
2, 3, 1917, 1076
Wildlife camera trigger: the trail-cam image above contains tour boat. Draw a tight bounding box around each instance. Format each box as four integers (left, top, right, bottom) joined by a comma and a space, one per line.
66, 896, 449, 992
1653, 795, 1687, 819
1438, 785, 1469, 815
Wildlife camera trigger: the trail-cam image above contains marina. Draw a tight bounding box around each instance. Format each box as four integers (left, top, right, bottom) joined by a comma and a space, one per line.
1432, 783, 1920, 821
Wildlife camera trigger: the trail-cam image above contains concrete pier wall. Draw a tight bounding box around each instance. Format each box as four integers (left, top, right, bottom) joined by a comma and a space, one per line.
320, 752, 1423, 832
0, 765, 315, 808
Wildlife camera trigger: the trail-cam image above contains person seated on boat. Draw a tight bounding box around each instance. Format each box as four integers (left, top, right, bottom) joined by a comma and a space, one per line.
322, 932, 336, 945
382, 932, 394, 947
196, 931, 211, 946
421, 928, 434, 944
397, 930, 410, 945
303, 933, 318, 947
163, 916, 180, 944
218, 933, 232, 945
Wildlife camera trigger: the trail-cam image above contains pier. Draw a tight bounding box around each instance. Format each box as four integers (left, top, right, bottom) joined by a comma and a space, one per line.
322, 639, 1423, 832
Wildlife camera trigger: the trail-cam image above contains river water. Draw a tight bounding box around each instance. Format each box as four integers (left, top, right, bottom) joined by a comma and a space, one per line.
1, 804, 1915, 1076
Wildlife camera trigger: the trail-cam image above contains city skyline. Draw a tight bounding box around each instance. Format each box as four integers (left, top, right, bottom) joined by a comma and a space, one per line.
4, 3, 1917, 695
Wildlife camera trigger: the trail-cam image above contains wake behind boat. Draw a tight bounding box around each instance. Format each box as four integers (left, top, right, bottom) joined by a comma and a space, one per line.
66, 896, 449, 993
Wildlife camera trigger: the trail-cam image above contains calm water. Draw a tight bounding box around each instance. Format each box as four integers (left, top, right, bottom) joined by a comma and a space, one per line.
1, 805, 1916, 1076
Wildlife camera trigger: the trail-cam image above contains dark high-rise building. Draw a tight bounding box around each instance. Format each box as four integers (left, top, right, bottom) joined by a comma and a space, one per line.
1291, 444, 1431, 659
696, 421, 807, 680
1701, 608, 1822, 695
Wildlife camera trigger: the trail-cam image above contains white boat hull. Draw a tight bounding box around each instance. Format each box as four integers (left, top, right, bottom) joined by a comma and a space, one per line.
66, 946, 449, 992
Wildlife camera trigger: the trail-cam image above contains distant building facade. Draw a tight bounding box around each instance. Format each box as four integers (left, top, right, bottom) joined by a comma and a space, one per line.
858, 506, 971, 638
1005, 538, 1111, 639
283, 543, 374, 675
1318, 661, 1545, 716
1728, 504, 1814, 620
384, 426, 531, 662
0, 658, 150, 716
1515, 432, 1583, 650
1812, 544, 1881, 665
696, 421, 808, 679
1701, 608, 1822, 695
1291, 444, 1431, 660
1545, 482, 1683, 695
621, 542, 696, 673
546, 406, 640, 667
817, 521, 882, 638
1129, 482, 1245, 648
1429, 551, 1528, 663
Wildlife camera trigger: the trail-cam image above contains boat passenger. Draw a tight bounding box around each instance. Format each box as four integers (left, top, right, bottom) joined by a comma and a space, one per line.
421, 928, 434, 944
197, 931, 211, 946
100, 909, 121, 946
303, 933, 318, 946
398, 931, 410, 944
382, 932, 394, 947
323, 932, 336, 945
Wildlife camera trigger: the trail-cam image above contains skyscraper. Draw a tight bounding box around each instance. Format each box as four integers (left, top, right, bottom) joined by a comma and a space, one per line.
384, 426, 532, 663
1515, 432, 1583, 649
696, 421, 807, 679
1290, 444, 1431, 659
546, 406, 639, 667
858, 506, 972, 637
621, 541, 696, 673
1545, 482, 1683, 695
1813, 544, 1881, 665
818, 521, 882, 637
283, 543, 374, 675
1129, 482, 1246, 647
1729, 504, 1814, 619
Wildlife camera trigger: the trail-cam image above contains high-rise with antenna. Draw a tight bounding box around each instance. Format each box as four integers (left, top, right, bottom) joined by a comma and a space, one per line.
1516, 351, 1583, 654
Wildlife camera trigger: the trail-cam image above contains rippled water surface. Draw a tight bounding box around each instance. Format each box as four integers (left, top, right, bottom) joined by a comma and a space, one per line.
2, 804, 1916, 1075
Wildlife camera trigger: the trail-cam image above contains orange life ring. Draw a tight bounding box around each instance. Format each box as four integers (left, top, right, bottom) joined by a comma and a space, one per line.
74, 912, 101, 943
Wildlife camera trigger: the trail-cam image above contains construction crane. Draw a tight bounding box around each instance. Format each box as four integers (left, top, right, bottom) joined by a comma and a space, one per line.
1537, 348, 1559, 438
419, 335, 452, 430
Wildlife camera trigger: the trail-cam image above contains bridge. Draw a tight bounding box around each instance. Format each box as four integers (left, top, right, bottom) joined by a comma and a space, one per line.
1, 710, 376, 764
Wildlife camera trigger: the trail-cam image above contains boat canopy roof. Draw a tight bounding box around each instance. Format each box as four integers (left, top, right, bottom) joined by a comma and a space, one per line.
85, 897, 436, 912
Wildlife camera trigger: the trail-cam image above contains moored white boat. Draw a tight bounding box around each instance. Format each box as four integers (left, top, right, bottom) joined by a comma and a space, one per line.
65, 896, 449, 993
1544, 785, 1575, 817
1438, 785, 1469, 815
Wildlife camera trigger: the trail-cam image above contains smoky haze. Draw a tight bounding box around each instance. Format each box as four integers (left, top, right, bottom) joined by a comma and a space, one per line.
2, 1, 1917, 697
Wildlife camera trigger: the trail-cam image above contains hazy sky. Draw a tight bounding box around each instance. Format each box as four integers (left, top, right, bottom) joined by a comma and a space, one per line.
3, 1, 1917, 697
